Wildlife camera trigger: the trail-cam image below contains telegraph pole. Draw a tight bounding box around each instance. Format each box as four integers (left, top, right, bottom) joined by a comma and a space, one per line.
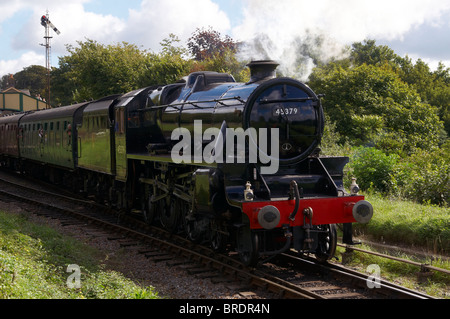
40, 11, 60, 108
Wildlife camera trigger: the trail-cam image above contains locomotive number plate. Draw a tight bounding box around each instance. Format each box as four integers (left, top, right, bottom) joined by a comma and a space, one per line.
273, 107, 299, 116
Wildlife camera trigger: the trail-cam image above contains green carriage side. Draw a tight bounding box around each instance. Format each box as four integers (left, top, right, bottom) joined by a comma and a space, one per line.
77, 95, 120, 176
19, 103, 88, 170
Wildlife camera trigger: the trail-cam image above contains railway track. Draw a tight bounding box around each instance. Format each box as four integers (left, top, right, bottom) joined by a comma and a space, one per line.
0, 170, 438, 299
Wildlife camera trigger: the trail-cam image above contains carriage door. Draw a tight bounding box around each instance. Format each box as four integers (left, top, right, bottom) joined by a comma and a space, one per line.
39, 123, 45, 157
114, 106, 127, 181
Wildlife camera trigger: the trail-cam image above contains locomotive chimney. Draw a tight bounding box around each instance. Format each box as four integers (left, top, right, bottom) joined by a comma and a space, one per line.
247, 60, 279, 83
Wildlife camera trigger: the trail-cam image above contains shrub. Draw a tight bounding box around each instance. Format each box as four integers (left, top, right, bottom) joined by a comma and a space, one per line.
349, 146, 399, 194
398, 144, 450, 206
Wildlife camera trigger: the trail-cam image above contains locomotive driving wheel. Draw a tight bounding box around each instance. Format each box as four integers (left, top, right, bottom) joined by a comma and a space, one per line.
141, 185, 156, 225
160, 196, 180, 233
209, 219, 226, 252
314, 224, 337, 263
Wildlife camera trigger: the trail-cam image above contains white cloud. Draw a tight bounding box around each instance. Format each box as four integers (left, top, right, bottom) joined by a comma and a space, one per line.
0, 51, 44, 75
10, 0, 230, 55
234, 0, 450, 43
11, 1, 126, 54
124, 0, 231, 51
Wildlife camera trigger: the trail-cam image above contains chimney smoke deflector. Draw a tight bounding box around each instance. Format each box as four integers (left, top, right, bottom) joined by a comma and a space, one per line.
247, 60, 279, 83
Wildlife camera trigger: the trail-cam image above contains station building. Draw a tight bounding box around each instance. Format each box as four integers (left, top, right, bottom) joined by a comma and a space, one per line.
0, 86, 49, 116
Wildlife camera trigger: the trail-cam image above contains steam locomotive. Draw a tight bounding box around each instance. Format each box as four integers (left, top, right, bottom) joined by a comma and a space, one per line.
0, 60, 373, 266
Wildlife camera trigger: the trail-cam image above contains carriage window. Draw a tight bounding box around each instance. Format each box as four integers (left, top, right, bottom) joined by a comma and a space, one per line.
50, 122, 54, 130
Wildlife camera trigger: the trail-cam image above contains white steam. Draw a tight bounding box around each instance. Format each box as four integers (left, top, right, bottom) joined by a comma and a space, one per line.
232, 0, 450, 81
236, 30, 349, 81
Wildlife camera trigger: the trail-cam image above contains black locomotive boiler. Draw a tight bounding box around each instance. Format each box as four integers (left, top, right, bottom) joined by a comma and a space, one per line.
0, 60, 373, 266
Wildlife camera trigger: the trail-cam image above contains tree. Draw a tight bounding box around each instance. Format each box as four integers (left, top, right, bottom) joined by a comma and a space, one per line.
160, 33, 188, 57
349, 40, 450, 137
351, 39, 398, 66
308, 63, 444, 155
53, 39, 151, 104
397, 58, 450, 136
0, 65, 48, 99
187, 27, 237, 61
51, 37, 194, 105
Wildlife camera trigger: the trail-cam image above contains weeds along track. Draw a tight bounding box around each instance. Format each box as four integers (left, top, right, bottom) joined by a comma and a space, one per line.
0, 170, 437, 299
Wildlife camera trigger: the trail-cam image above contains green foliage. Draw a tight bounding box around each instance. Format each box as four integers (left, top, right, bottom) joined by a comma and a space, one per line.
139, 51, 191, 87
53, 40, 151, 104
351, 39, 398, 66
189, 48, 250, 82
396, 58, 450, 137
397, 142, 450, 206
311, 39, 449, 206
139, 33, 193, 86
347, 144, 449, 206
349, 147, 399, 194
50, 32, 246, 105
310, 63, 444, 155
14, 65, 49, 98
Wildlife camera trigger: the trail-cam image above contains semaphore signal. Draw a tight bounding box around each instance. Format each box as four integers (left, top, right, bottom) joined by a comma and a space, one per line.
39, 11, 61, 108
41, 14, 61, 35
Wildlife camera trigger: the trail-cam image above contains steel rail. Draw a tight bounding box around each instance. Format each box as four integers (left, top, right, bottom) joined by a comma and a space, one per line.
337, 243, 450, 275
282, 252, 436, 299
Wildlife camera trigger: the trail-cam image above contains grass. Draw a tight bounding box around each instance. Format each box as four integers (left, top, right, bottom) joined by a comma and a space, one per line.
355, 193, 450, 255
340, 193, 450, 299
0, 211, 160, 299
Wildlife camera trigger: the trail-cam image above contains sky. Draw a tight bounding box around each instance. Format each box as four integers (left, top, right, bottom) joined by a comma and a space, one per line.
1, 0, 450, 81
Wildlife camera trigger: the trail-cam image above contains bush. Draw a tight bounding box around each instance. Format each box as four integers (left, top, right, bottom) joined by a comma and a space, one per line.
347, 143, 449, 207
349, 146, 399, 194
398, 144, 450, 206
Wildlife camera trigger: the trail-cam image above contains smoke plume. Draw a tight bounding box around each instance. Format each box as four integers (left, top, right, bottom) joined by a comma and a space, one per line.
232, 0, 450, 81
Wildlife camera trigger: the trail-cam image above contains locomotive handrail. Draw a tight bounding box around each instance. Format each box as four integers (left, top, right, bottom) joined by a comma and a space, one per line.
288, 180, 301, 221
259, 97, 318, 104
138, 96, 246, 112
